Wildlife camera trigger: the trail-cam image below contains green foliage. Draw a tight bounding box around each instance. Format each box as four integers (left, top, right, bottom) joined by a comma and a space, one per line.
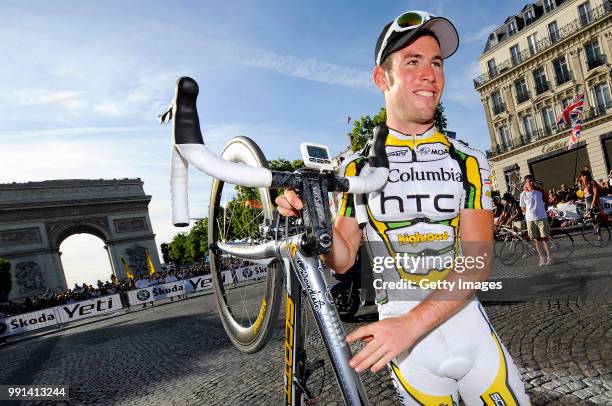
349, 103, 448, 152
0, 258, 12, 295
160, 243, 170, 264
350, 108, 387, 152
165, 218, 209, 265
434, 102, 447, 133
268, 158, 304, 172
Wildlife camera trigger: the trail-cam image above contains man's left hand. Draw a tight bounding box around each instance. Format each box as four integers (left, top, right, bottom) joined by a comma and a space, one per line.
346, 315, 422, 373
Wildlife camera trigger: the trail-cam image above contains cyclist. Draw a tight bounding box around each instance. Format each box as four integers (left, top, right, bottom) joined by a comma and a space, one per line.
276, 10, 529, 405
498, 192, 525, 232
580, 169, 607, 239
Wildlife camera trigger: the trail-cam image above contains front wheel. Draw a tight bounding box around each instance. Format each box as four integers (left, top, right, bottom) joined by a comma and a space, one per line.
209, 136, 283, 353
582, 216, 611, 248
549, 231, 574, 259
499, 238, 524, 266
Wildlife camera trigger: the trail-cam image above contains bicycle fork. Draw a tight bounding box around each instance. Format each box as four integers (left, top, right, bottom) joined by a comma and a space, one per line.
281, 240, 369, 406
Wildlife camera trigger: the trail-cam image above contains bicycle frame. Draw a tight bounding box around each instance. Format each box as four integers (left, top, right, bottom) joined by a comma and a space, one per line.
219, 235, 369, 405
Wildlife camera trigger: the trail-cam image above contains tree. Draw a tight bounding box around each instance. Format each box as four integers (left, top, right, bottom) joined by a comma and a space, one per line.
160, 243, 170, 264
0, 258, 12, 303
349, 103, 448, 152
434, 102, 448, 133
185, 218, 208, 263
268, 158, 303, 171
168, 233, 188, 265
350, 107, 387, 152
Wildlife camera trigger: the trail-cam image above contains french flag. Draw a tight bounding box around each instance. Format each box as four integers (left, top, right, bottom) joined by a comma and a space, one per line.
556, 93, 584, 127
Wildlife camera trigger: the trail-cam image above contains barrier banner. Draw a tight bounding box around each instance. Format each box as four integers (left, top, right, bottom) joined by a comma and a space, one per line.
600, 196, 612, 214
56, 294, 123, 324
184, 275, 212, 293
151, 281, 185, 300
221, 270, 234, 284
234, 265, 268, 282
0, 308, 59, 337
127, 287, 155, 306
548, 197, 612, 220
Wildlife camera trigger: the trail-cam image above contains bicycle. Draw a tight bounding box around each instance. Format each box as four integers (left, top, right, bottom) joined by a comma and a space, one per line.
578, 207, 611, 248
162, 77, 389, 405
497, 225, 574, 266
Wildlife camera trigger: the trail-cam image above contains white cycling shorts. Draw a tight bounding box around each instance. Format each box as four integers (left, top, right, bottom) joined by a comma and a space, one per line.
379, 300, 531, 406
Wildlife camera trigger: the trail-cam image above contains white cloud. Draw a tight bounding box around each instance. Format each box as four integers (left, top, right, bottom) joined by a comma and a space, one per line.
5, 89, 83, 108
463, 24, 497, 44
229, 47, 374, 90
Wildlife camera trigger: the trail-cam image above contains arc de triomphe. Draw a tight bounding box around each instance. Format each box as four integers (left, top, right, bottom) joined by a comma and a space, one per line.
0, 179, 161, 301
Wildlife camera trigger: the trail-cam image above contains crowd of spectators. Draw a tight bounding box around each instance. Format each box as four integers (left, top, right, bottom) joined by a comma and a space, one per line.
0, 262, 211, 318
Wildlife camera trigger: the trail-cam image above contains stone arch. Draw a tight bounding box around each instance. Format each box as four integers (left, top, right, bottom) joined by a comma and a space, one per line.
0, 179, 161, 301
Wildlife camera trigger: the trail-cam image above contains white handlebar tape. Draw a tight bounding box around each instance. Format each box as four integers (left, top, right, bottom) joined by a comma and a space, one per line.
347, 167, 389, 194
171, 147, 190, 226
176, 144, 273, 187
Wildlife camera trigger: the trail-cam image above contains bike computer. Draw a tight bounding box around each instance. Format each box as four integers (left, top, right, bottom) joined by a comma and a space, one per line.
300, 142, 333, 171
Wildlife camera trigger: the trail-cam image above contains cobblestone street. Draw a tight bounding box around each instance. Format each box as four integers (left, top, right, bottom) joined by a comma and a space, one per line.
0, 240, 610, 405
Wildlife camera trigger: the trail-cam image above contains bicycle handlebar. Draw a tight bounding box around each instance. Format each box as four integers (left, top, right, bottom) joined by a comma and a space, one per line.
164, 76, 389, 227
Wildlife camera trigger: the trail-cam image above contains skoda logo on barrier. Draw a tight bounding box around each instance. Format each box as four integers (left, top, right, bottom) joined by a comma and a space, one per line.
242, 268, 253, 279
0, 321, 7, 335
137, 290, 150, 301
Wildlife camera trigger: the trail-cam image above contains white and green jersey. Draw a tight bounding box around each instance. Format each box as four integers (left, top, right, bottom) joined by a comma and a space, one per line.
337, 126, 493, 301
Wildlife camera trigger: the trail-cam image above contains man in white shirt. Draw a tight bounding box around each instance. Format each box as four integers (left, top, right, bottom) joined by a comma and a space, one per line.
520, 175, 552, 266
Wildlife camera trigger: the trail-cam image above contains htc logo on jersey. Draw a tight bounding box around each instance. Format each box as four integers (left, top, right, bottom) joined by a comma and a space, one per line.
388, 167, 462, 183
380, 192, 455, 214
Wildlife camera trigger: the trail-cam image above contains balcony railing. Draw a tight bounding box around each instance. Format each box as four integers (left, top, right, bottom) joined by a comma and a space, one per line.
555, 70, 573, 86
493, 102, 506, 115
587, 54, 607, 71
473, 1, 610, 89
516, 90, 531, 104
535, 81, 550, 95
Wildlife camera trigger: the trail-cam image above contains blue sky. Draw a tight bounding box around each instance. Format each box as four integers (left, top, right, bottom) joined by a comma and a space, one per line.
1, 0, 529, 286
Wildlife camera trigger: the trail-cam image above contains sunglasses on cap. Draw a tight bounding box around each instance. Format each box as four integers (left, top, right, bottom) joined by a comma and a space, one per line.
376, 11, 433, 66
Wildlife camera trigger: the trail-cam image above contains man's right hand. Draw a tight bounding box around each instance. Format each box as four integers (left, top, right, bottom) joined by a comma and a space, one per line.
275, 189, 304, 217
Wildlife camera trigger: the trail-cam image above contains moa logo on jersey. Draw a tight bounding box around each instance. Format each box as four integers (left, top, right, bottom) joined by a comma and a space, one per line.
416, 145, 448, 157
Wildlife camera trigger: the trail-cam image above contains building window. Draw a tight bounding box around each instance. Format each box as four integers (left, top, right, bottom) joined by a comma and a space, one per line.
498, 126, 512, 148
548, 21, 560, 43
522, 115, 537, 142
510, 44, 521, 66
544, 0, 555, 12
578, 2, 592, 26
541, 106, 556, 135
515, 78, 530, 104
525, 9, 536, 24
533, 68, 549, 94
487, 58, 498, 77
527, 33, 538, 56
508, 20, 518, 36
585, 40, 605, 70
491, 91, 505, 115
553, 57, 572, 85
488, 32, 498, 47
594, 82, 612, 114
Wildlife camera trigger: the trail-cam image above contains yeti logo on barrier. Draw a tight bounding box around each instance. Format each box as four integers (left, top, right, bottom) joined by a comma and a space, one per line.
137, 290, 151, 301
60, 297, 115, 320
